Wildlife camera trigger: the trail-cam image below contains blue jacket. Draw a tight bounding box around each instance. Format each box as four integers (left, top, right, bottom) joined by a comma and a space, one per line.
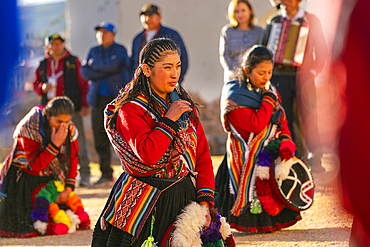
130, 25, 188, 84
81, 42, 130, 107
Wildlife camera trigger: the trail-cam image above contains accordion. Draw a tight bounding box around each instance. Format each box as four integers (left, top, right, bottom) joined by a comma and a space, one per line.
267, 18, 309, 67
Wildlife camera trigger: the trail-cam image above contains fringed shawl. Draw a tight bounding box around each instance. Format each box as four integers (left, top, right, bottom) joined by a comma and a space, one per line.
220, 80, 278, 216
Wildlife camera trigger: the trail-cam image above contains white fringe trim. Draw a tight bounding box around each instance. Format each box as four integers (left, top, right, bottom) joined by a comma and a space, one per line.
172, 202, 207, 247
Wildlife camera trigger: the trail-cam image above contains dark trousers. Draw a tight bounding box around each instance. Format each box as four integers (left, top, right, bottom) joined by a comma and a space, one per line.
91, 96, 114, 179
271, 75, 297, 143
72, 111, 90, 179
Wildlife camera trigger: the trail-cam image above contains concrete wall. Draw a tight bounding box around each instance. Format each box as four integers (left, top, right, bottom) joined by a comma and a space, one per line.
66, 0, 276, 102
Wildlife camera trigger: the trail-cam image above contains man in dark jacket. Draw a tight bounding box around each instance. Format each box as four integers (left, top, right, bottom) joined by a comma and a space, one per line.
33, 33, 91, 187
260, 0, 327, 173
81, 22, 130, 186
131, 3, 188, 84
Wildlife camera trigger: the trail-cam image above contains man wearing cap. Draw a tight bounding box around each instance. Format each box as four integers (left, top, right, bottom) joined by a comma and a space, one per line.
131, 3, 188, 84
81, 22, 130, 187
33, 33, 91, 187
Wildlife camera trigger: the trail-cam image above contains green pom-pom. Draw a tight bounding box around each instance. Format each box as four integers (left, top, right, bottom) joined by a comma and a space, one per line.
265, 139, 281, 156
35, 181, 59, 203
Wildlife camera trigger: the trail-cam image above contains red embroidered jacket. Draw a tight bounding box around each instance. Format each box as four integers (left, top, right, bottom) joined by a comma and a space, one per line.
16, 135, 79, 189
116, 101, 215, 205
228, 100, 292, 141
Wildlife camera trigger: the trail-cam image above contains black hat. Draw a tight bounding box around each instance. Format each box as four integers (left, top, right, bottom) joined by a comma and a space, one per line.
140, 4, 161, 16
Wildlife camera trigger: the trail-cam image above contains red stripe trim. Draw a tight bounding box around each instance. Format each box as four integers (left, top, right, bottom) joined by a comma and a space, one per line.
229, 214, 302, 233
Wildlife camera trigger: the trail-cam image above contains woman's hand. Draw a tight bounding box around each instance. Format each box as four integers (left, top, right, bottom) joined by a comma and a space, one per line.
51, 123, 69, 147
56, 187, 72, 204
199, 201, 211, 230
165, 100, 192, 122
41, 83, 53, 94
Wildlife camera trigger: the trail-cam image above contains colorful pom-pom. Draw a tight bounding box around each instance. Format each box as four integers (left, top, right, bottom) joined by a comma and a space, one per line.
47, 222, 69, 235
54, 181, 65, 192
30, 197, 50, 222
52, 210, 71, 228
49, 203, 60, 218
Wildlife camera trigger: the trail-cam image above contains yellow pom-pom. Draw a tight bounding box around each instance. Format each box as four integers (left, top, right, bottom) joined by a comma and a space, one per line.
54, 181, 65, 192
141, 236, 156, 247
53, 210, 71, 228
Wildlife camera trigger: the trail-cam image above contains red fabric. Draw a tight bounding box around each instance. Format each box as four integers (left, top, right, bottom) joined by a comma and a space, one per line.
116, 102, 215, 202
33, 49, 89, 108
227, 101, 292, 141
255, 177, 283, 216
17, 136, 78, 181
46, 222, 69, 235
279, 139, 296, 161
75, 206, 90, 227
225, 234, 236, 247
338, 0, 370, 242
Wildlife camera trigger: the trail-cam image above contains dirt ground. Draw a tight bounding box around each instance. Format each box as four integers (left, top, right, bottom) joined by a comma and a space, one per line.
0, 156, 353, 247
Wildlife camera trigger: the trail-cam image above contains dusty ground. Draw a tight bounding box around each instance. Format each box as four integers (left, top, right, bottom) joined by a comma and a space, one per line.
0, 156, 353, 247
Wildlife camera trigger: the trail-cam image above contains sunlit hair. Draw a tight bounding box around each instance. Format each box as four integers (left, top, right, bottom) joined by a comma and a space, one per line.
107, 38, 198, 129
228, 0, 255, 28
230, 45, 274, 82
43, 96, 74, 118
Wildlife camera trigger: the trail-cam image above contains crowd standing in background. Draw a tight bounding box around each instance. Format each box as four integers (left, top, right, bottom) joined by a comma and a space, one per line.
260, 0, 328, 172
32, 34, 91, 187
131, 3, 188, 84
81, 22, 131, 187
219, 0, 263, 83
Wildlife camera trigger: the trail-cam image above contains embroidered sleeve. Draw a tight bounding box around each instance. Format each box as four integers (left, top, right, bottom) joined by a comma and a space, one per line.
155, 117, 179, 141
46, 142, 60, 156
65, 178, 76, 190
196, 188, 215, 207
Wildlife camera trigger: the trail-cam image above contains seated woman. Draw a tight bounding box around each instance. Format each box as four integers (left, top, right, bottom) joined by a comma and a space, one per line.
0, 96, 90, 238
215, 45, 303, 233
91, 38, 229, 246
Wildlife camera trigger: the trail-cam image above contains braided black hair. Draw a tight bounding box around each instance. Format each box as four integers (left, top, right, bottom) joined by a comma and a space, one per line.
108, 38, 198, 129
230, 45, 274, 82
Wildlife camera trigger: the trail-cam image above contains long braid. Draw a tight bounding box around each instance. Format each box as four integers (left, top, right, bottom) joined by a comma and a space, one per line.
107, 38, 198, 130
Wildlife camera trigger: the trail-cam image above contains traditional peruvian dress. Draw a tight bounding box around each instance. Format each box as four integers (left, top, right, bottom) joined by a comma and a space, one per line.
0, 106, 89, 238
215, 79, 302, 233
93, 91, 215, 246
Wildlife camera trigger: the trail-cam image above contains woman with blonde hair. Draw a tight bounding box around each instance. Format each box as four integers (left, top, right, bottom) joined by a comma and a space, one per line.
220, 0, 264, 83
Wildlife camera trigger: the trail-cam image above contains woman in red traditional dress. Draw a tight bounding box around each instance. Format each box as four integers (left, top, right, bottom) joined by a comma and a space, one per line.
92, 38, 224, 246
215, 45, 303, 233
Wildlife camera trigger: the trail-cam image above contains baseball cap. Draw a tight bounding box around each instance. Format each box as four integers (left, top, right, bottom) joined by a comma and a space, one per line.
94, 21, 116, 34
46, 33, 65, 45
140, 4, 161, 16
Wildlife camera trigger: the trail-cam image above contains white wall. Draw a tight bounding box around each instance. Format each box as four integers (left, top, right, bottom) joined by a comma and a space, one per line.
66, 0, 275, 102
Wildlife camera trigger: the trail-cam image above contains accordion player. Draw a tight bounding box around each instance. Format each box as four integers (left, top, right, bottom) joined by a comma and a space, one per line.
267, 18, 309, 68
